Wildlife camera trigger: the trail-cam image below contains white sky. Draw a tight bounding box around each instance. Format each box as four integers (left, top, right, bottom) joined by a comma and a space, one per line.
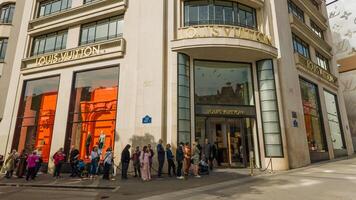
327, 0, 356, 58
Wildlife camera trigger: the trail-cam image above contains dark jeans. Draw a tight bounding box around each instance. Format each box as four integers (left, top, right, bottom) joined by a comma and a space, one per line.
5, 170, 13, 178
167, 159, 176, 176
134, 162, 141, 177
53, 163, 62, 177
176, 160, 183, 177
121, 162, 129, 179
158, 159, 164, 177
70, 162, 78, 177
90, 161, 98, 175
26, 167, 36, 181
102, 162, 112, 180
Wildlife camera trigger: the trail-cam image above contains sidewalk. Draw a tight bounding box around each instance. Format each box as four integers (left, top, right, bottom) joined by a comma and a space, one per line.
0, 167, 266, 192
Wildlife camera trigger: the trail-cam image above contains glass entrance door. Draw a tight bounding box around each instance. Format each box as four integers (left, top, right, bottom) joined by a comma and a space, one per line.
195, 117, 256, 168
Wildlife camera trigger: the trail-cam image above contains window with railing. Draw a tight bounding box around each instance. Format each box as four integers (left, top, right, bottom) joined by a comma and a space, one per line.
79, 16, 123, 45
31, 30, 68, 56
184, 0, 257, 30
292, 33, 310, 58
38, 0, 72, 17
316, 51, 329, 71
288, 0, 304, 22
0, 4, 15, 24
310, 20, 324, 39
0, 38, 8, 61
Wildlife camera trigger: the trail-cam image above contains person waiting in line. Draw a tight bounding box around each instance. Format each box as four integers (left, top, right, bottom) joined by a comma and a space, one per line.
183, 142, 191, 178
166, 144, 176, 177
69, 145, 80, 178
157, 139, 165, 178
202, 138, 213, 171
131, 146, 141, 178
53, 148, 65, 179
176, 142, 184, 180
89, 146, 100, 179
140, 146, 151, 181
4, 150, 17, 179
16, 150, 28, 178
26, 151, 39, 181
34, 151, 43, 177
192, 142, 201, 178
103, 147, 114, 180
147, 144, 154, 174
121, 144, 131, 180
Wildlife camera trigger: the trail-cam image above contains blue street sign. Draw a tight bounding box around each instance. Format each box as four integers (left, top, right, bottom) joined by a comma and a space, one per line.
142, 115, 152, 124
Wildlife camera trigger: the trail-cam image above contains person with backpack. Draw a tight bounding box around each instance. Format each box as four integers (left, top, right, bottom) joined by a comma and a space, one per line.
103, 147, 113, 180
183, 142, 191, 178
53, 148, 65, 179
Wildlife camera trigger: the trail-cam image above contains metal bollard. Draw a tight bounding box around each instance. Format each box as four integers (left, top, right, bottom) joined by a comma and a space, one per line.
250, 151, 254, 176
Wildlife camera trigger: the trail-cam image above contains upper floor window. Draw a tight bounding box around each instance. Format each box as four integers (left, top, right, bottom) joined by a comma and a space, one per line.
316, 51, 329, 71
288, 0, 304, 22
310, 0, 319, 10
0, 4, 15, 24
83, 0, 97, 4
38, 0, 72, 17
292, 33, 310, 58
0, 38, 8, 61
31, 30, 67, 56
310, 20, 324, 39
184, 0, 257, 30
79, 16, 123, 45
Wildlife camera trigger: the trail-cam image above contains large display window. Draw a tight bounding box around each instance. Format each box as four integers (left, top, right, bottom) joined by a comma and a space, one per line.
194, 61, 254, 106
12, 76, 60, 163
300, 78, 327, 152
324, 91, 346, 150
65, 67, 119, 161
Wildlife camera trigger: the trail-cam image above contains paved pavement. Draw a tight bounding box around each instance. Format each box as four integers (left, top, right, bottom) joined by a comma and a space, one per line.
1, 157, 356, 200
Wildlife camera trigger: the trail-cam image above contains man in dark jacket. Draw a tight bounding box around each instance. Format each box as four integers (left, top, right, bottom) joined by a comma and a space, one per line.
176, 142, 184, 179
121, 144, 131, 179
166, 144, 176, 177
202, 138, 213, 170
157, 139, 165, 178
69, 146, 80, 177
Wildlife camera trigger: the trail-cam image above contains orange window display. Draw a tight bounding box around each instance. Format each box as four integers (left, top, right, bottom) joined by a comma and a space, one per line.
65, 67, 119, 161
12, 76, 60, 163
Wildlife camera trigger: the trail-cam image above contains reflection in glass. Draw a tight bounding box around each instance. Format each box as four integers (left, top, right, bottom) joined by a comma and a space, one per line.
194, 61, 253, 106
66, 67, 119, 161
300, 79, 327, 152
324, 91, 346, 150
13, 76, 60, 163
178, 54, 191, 144
257, 60, 283, 157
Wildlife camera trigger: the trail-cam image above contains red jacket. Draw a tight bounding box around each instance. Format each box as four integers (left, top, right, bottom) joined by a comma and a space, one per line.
53, 152, 65, 165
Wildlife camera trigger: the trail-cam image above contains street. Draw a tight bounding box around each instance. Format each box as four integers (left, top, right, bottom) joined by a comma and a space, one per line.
1, 157, 356, 200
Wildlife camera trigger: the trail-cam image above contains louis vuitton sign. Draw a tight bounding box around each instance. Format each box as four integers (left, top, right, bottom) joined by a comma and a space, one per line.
35, 45, 101, 67
297, 54, 337, 85
177, 25, 273, 46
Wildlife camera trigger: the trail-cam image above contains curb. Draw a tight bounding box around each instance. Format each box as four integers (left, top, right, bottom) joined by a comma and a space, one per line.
0, 183, 116, 190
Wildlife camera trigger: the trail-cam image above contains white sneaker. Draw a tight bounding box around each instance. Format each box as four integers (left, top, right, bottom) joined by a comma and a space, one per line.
177, 176, 184, 180
195, 175, 201, 178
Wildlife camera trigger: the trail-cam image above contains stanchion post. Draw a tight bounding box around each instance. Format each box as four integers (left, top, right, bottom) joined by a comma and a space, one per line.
250, 151, 254, 176
269, 156, 273, 174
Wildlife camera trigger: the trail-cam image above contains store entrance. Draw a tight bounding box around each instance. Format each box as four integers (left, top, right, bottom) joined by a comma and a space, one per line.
195, 117, 256, 168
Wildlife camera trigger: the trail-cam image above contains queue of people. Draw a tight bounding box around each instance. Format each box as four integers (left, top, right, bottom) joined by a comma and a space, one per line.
0, 138, 217, 182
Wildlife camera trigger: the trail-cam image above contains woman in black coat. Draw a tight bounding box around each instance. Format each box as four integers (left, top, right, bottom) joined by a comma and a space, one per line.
121, 144, 131, 179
